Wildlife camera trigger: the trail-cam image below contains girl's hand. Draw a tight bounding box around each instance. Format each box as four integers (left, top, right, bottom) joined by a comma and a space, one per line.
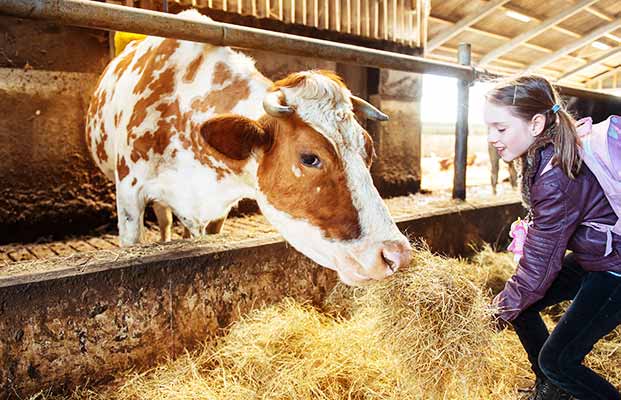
492, 314, 510, 332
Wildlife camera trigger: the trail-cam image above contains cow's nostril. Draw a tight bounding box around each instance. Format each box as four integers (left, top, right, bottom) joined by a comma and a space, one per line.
381, 252, 397, 273
380, 240, 412, 276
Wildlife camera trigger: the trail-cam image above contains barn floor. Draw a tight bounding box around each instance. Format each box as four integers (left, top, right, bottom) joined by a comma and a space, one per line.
0, 184, 520, 279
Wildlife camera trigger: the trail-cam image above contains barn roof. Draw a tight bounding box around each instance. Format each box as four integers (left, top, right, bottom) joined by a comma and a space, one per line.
138, 0, 621, 92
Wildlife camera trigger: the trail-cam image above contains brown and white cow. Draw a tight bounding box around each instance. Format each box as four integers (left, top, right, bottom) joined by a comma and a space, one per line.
86, 10, 411, 285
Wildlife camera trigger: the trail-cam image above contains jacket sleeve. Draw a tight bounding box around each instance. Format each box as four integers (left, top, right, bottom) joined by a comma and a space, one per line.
494, 177, 581, 322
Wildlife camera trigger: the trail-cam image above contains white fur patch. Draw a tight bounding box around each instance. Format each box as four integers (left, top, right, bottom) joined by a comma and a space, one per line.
292, 165, 302, 177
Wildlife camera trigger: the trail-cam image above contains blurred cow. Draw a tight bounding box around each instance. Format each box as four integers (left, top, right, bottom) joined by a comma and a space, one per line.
488, 143, 517, 194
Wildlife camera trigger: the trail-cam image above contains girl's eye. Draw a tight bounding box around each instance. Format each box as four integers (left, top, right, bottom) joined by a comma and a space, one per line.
300, 153, 322, 168
497, 128, 506, 134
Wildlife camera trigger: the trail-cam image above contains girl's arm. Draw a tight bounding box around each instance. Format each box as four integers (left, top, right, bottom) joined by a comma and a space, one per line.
494, 176, 581, 322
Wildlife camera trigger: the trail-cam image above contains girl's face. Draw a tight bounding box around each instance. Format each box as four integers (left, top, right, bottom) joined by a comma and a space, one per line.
484, 100, 540, 162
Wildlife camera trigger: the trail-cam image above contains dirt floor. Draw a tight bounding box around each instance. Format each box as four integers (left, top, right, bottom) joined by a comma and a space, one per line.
421, 132, 516, 191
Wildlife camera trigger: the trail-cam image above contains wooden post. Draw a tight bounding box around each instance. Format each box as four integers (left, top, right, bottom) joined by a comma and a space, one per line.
391, 0, 396, 40
356, 0, 360, 35
382, 0, 388, 40
336, 0, 341, 31
324, 0, 329, 29
314, 0, 318, 27
452, 43, 471, 200
364, 0, 370, 36
347, 0, 351, 33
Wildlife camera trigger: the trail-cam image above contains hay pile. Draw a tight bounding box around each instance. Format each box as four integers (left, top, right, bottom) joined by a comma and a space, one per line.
39, 246, 621, 400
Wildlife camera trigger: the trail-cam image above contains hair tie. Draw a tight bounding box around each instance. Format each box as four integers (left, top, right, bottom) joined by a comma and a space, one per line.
551, 104, 560, 114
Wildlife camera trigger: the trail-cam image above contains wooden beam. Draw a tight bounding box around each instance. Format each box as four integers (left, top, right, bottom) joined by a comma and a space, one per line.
427, 0, 510, 52
585, 5, 613, 22
557, 46, 621, 81
479, 0, 599, 66
427, 14, 587, 65
527, 18, 621, 72
502, 4, 581, 39
587, 64, 621, 85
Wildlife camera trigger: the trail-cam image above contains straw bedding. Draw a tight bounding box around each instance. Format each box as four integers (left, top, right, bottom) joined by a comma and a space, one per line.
36, 246, 621, 400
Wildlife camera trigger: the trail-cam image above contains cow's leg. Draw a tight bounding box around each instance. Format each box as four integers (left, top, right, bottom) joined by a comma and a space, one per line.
488, 143, 499, 195
206, 217, 226, 234
116, 184, 146, 246
175, 215, 201, 239
153, 201, 173, 242
508, 160, 518, 189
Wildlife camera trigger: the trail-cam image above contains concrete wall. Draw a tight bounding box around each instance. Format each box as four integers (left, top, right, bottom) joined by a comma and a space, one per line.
369, 69, 423, 196
0, 17, 116, 244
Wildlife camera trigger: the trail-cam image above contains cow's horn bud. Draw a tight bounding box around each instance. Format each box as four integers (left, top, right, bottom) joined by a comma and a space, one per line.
263, 90, 294, 117
351, 96, 389, 121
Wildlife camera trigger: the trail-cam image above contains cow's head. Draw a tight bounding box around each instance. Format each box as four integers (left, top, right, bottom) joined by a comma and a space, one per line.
201, 70, 411, 285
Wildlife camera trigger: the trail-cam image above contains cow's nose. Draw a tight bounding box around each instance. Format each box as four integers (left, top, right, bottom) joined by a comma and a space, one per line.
380, 240, 412, 276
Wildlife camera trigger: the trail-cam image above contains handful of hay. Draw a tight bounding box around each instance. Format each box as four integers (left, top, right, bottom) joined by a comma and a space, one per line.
43, 246, 621, 400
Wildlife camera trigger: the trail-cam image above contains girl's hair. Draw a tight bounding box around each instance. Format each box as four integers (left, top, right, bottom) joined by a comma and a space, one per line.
485, 75, 582, 180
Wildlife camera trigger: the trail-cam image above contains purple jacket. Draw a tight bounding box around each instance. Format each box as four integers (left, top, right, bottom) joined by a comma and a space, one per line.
495, 144, 621, 322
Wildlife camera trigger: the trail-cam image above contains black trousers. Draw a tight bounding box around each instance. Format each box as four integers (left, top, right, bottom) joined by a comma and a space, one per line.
511, 253, 621, 400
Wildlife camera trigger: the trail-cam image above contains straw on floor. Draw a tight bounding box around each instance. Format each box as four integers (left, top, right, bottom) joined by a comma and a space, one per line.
36, 246, 621, 400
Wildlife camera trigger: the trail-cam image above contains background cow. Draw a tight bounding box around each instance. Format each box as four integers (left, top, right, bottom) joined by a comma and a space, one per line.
488, 143, 517, 195
85, 10, 411, 285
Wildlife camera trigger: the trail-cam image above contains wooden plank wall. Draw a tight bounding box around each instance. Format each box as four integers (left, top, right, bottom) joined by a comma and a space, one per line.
113, 0, 422, 46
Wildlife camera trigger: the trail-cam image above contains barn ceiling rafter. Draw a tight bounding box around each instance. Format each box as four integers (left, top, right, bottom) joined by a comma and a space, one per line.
424, 0, 621, 91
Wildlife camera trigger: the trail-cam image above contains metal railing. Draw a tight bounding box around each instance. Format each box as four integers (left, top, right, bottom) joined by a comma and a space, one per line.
1, 0, 615, 200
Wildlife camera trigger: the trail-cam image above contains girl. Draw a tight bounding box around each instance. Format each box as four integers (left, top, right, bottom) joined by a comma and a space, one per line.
484, 75, 621, 400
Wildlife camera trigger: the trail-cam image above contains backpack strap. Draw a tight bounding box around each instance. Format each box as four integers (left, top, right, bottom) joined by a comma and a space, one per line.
581, 222, 614, 256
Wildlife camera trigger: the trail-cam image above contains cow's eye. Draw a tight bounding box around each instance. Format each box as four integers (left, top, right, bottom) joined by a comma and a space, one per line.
300, 153, 322, 168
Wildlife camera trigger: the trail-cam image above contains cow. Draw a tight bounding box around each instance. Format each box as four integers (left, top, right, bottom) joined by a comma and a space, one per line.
85, 9, 412, 285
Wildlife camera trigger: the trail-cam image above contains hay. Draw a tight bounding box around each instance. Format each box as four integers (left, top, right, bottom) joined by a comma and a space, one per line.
40, 246, 621, 400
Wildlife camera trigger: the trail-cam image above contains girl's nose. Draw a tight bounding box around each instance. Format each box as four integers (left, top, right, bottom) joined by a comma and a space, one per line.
487, 131, 499, 143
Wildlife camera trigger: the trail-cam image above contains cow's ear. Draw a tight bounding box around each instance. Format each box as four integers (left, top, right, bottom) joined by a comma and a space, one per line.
200, 114, 273, 160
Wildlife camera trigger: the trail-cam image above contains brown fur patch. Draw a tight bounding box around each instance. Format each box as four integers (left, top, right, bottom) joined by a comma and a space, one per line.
257, 115, 361, 240
117, 156, 130, 181
127, 65, 177, 150
213, 62, 233, 85
271, 73, 306, 91
130, 98, 184, 163
95, 121, 108, 164
114, 111, 123, 128
131, 177, 137, 186
183, 53, 204, 83
112, 48, 137, 77
190, 74, 250, 115
132, 39, 179, 96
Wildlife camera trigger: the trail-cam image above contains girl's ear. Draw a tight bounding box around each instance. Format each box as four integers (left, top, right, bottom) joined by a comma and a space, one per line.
530, 113, 546, 137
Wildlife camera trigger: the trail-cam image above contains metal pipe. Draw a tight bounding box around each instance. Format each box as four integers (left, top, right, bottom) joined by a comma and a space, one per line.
0, 0, 475, 80
452, 42, 471, 200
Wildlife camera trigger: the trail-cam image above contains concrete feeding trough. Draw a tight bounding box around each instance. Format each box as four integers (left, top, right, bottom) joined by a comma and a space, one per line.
0, 191, 522, 398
